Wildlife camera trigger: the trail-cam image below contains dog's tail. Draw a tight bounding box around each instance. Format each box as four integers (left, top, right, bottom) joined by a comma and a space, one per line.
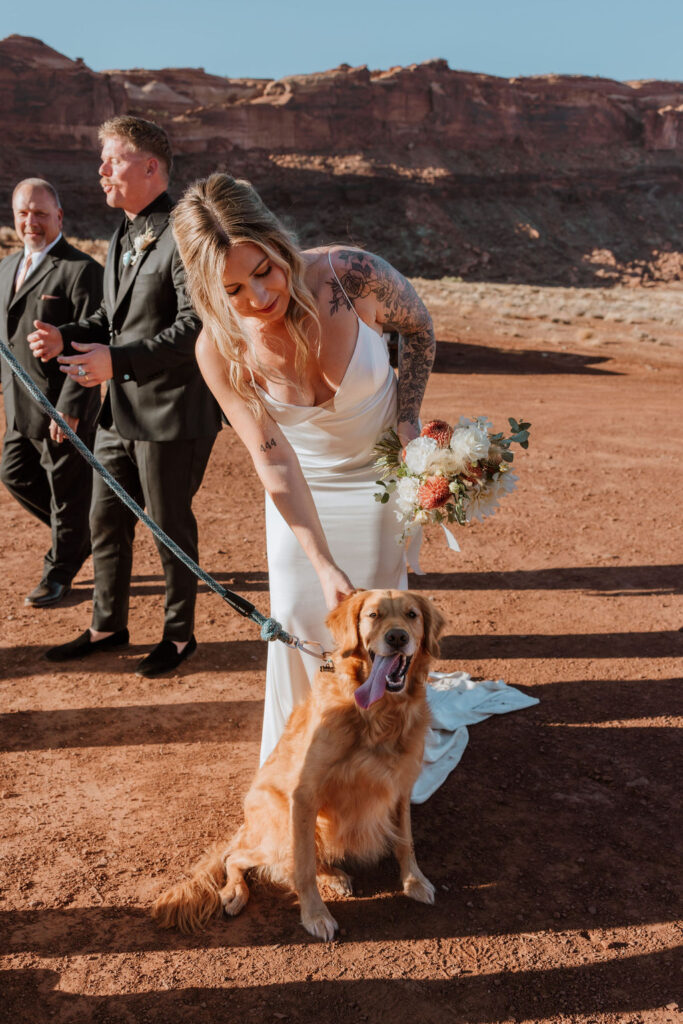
151, 843, 227, 933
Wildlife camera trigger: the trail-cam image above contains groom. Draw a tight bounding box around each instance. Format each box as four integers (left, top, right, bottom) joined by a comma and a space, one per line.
31, 115, 221, 676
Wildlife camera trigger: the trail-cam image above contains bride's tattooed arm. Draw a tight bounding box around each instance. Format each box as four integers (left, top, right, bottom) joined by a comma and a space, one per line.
328, 250, 435, 438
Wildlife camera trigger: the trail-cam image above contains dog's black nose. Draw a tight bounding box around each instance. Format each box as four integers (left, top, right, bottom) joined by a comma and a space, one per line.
385, 628, 409, 649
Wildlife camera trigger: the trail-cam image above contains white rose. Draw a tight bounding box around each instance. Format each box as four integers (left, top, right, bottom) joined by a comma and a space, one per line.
450, 424, 490, 471
395, 475, 420, 515
403, 436, 439, 475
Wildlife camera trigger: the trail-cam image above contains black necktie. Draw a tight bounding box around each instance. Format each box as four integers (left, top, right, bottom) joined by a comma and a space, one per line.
119, 222, 136, 279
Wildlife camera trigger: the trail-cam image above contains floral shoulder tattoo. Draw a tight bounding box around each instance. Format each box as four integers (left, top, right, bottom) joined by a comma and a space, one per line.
327, 250, 436, 432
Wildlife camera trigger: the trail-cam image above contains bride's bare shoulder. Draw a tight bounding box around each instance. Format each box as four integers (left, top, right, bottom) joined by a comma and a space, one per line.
303, 245, 366, 292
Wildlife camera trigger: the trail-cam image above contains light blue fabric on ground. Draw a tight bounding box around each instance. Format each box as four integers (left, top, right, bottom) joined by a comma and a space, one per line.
411, 674, 539, 803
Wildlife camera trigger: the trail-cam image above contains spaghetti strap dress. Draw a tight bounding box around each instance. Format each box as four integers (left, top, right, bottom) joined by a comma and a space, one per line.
256, 256, 405, 763
255, 254, 538, 799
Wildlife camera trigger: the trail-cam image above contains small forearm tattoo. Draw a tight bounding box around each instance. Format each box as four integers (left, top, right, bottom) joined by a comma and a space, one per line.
259, 438, 278, 453
329, 250, 435, 428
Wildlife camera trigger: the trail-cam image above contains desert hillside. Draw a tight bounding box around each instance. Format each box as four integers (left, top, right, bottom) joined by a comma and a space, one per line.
1, 34, 682, 284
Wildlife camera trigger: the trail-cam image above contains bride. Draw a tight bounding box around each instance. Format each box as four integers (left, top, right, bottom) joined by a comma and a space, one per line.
173, 173, 536, 792
173, 173, 435, 760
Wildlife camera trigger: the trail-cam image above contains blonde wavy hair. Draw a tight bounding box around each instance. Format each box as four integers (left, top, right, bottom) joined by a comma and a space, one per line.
172, 173, 320, 415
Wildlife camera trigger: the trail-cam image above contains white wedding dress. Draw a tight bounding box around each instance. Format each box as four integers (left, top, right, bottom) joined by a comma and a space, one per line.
257, 257, 537, 800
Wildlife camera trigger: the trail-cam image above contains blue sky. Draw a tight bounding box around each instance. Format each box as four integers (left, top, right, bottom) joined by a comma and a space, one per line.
3, 0, 682, 82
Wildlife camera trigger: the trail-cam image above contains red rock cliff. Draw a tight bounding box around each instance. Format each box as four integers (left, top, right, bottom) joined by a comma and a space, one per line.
1, 35, 681, 284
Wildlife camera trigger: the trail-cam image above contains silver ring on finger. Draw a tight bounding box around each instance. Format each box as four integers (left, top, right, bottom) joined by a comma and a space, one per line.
77, 364, 86, 377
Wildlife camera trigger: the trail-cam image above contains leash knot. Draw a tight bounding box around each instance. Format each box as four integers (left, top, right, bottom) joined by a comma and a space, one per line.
260, 617, 284, 642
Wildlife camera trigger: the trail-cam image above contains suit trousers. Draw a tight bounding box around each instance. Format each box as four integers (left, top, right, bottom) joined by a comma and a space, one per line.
89, 426, 215, 641
0, 425, 95, 585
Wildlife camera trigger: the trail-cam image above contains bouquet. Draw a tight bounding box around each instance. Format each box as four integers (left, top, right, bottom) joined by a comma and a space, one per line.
374, 416, 531, 546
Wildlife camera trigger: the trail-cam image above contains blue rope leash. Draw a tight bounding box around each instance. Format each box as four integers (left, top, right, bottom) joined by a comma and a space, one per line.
0, 337, 305, 653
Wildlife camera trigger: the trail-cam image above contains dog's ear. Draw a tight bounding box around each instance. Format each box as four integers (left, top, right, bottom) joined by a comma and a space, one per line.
326, 589, 367, 655
415, 595, 445, 658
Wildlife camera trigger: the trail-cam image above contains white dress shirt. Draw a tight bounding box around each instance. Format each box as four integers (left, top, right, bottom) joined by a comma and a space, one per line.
14, 233, 63, 288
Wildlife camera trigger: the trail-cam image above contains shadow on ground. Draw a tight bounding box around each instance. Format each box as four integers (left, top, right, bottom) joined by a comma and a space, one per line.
433, 340, 619, 375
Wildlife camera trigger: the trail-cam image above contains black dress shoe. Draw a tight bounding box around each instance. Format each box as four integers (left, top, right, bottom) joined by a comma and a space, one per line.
45, 628, 130, 662
25, 580, 71, 608
135, 635, 197, 678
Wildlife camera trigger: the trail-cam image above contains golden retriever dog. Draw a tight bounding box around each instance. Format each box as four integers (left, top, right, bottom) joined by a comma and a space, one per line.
152, 589, 444, 940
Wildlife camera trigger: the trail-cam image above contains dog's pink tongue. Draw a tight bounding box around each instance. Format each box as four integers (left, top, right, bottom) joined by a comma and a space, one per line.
354, 655, 400, 709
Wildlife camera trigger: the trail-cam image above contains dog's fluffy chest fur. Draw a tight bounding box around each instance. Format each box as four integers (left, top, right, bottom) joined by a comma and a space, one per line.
308, 691, 429, 864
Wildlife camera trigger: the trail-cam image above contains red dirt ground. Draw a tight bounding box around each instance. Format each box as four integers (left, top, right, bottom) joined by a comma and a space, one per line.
0, 279, 681, 1024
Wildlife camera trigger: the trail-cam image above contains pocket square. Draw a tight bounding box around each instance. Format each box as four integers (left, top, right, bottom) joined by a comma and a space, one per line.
40, 294, 60, 300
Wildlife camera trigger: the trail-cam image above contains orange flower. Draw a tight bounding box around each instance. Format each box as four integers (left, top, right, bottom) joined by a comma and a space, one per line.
417, 476, 451, 509
420, 420, 453, 447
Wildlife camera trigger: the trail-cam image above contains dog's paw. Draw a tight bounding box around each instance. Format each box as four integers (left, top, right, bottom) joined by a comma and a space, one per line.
301, 905, 339, 941
220, 882, 248, 917
403, 871, 436, 905
319, 868, 353, 897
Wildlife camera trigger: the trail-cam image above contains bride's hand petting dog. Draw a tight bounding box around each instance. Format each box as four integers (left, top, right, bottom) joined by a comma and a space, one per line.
151, 589, 445, 941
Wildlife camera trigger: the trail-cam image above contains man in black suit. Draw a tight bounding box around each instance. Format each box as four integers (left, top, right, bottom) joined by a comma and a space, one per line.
32, 117, 221, 676
0, 178, 103, 607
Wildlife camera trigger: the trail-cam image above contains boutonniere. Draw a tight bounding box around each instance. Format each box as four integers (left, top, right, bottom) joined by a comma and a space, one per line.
122, 226, 157, 268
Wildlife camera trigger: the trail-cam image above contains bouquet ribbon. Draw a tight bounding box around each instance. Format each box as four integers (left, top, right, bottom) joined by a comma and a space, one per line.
406, 523, 460, 575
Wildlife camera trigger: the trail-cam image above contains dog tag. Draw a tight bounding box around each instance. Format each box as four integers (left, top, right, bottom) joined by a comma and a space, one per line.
319, 661, 334, 673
